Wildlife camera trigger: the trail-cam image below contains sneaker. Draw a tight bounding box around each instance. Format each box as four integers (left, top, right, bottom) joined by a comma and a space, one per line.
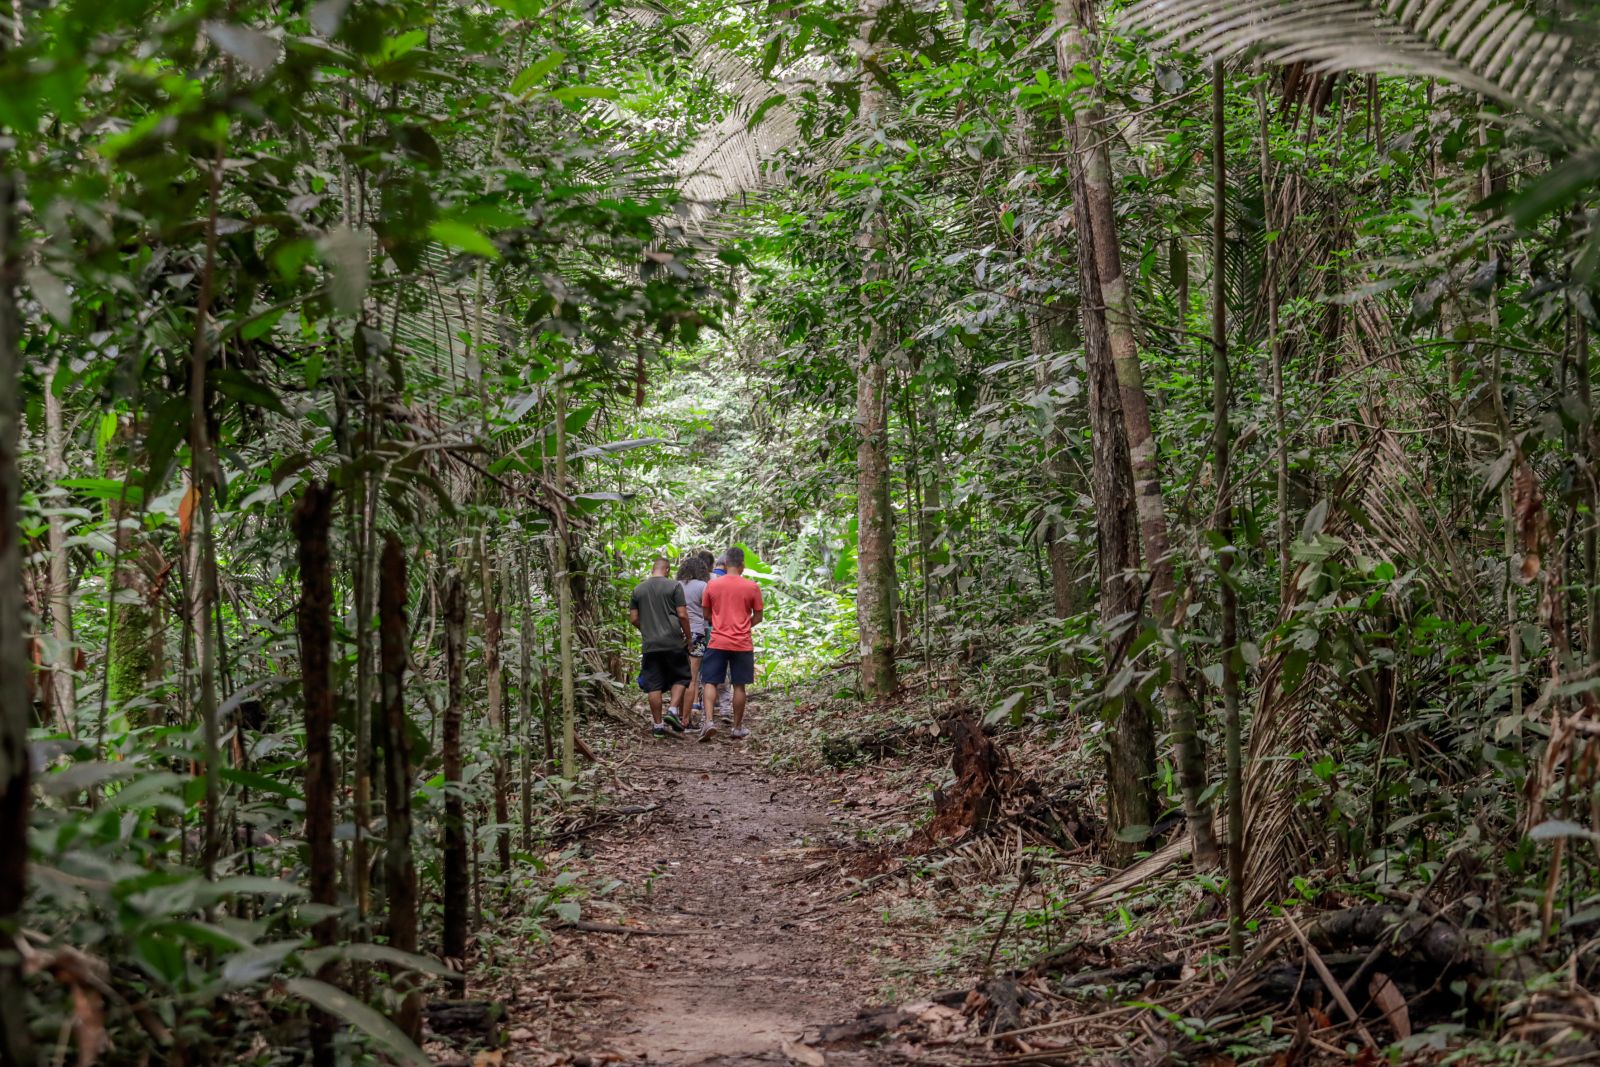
651, 724, 668, 738
697, 723, 718, 743
663, 711, 686, 733
730, 727, 749, 740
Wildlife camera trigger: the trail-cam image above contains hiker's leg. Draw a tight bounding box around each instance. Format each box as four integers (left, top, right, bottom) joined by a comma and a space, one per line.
647, 688, 664, 726
681, 654, 700, 721
732, 684, 747, 729
703, 682, 719, 717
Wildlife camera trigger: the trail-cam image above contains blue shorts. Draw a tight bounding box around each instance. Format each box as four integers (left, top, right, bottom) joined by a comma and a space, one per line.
700, 647, 755, 687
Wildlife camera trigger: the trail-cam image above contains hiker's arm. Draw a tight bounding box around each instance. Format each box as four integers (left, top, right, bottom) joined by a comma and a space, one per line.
676, 605, 691, 643
751, 607, 763, 626
629, 607, 641, 630
751, 589, 764, 627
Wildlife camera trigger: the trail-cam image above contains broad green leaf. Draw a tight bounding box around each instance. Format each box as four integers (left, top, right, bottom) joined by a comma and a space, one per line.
549, 85, 618, 102
512, 51, 565, 96
300, 942, 463, 981
428, 221, 500, 259
283, 979, 431, 1067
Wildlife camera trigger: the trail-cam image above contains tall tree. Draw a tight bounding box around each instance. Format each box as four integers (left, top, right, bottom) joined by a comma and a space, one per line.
0, 114, 35, 1067
442, 571, 469, 961
1057, 0, 1219, 866
293, 482, 339, 1067
853, 0, 899, 702
379, 536, 420, 1042
1210, 61, 1247, 954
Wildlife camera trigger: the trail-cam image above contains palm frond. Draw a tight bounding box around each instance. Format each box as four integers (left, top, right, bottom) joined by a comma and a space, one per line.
1123, 0, 1600, 142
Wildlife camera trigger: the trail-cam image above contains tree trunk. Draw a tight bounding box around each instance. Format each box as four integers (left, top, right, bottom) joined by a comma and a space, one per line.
1058, 0, 1218, 867
0, 144, 37, 1067
43, 358, 74, 733
189, 152, 225, 879
1257, 69, 1292, 596
293, 482, 339, 1067
518, 547, 535, 851
479, 538, 510, 873
853, 0, 899, 702
1211, 61, 1246, 952
442, 572, 468, 961
554, 375, 577, 774
106, 443, 159, 719
379, 536, 421, 1042
1067, 104, 1155, 868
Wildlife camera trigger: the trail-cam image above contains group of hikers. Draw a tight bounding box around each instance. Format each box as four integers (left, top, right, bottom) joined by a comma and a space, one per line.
628, 546, 764, 741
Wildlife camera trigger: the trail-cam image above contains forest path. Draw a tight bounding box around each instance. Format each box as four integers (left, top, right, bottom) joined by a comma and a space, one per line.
519, 704, 898, 1066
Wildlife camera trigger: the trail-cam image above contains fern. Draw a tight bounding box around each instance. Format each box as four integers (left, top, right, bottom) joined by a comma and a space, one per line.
1122, 0, 1600, 145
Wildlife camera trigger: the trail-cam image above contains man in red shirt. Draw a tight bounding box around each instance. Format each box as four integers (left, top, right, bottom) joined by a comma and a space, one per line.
698, 545, 763, 741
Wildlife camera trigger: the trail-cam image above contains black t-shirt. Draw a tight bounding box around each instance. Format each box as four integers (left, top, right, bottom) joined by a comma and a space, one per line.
630, 576, 686, 653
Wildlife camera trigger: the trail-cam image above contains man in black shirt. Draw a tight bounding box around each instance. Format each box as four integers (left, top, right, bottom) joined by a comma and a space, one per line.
629, 557, 693, 736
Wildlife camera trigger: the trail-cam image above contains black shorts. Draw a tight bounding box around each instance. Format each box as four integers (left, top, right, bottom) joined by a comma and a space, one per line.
700, 647, 755, 687
638, 649, 691, 693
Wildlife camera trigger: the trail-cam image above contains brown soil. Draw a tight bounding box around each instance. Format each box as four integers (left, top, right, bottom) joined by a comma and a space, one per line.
506, 714, 907, 1065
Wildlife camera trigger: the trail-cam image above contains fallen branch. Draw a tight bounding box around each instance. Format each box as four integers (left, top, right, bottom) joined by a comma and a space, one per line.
554, 919, 704, 937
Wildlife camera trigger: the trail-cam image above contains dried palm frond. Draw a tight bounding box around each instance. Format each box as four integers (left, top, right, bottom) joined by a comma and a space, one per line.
1122, 0, 1600, 143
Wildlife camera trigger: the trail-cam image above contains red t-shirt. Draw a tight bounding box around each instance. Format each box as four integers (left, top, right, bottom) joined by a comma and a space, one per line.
702, 573, 763, 652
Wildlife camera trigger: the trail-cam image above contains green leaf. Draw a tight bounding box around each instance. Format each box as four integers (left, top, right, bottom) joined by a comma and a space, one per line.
221, 767, 304, 801
760, 34, 782, 78
57, 478, 142, 504
283, 978, 431, 1067
204, 21, 281, 73
25, 266, 72, 325
300, 942, 463, 982
428, 221, 500, 260
512, 51, 565, 96
747, 93, 787, 131
549, 84, 618, 102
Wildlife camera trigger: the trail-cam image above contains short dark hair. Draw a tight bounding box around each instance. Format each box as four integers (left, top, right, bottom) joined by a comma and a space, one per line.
698, 550, 714, 567
725, 545, 745, 569
652, 555, 671, 572
677, 556, 709, 582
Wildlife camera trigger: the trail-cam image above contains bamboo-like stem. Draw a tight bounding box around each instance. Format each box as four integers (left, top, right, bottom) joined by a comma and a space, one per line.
1212, 60, 1246, 954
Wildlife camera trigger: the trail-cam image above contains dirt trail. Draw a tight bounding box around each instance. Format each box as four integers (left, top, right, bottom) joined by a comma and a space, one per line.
527, 708, 897, 1065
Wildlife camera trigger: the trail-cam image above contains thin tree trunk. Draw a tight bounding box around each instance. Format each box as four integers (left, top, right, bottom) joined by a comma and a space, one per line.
1579, 312, 1597, 659
1211, 61, 1246, 953
189, 149, 225, 879
518, 547, 535, 851
442, 572, 468, 961
379, 536, 420, 1042
1058, 0, 1218, 867
853, 0, 899, 702
1257, 69, 1291, 596
0, 141, 37, 1067
554, 375, 577, 774
294, 482, 339, 1067
479, 537, 510, 873
106, 424, 158, 720
1067, 100, 1155, 868
43, 358, 74, 733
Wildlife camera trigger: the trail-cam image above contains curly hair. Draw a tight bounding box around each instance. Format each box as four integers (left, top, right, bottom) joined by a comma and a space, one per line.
677, 555, 710, 582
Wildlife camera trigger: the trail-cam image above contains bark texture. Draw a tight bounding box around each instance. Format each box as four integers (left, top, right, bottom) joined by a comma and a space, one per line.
43, 358, 74, 731
0, 149, 36, 1067
442, 571, 469, 961
379, 536, 421, 1041
293, 482, 339, 1067
853, 0, 899, 702
1068, 118, 1156, 867
1057, 0, 1218, 867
